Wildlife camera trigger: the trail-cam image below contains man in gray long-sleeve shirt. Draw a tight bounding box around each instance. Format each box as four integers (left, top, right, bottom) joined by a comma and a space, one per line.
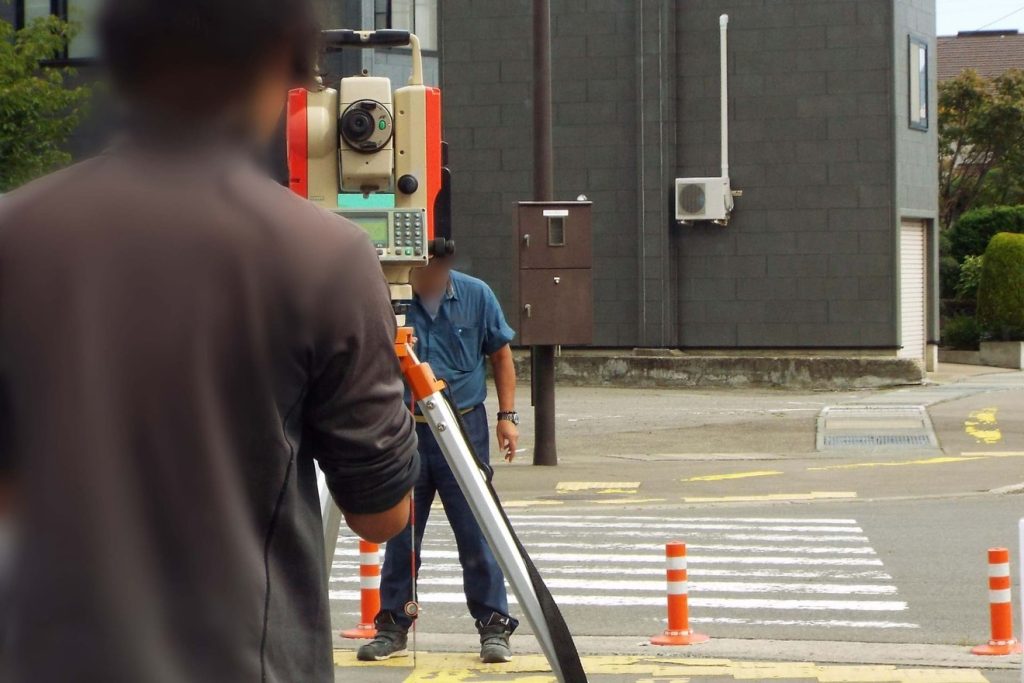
0, 1, 419, 681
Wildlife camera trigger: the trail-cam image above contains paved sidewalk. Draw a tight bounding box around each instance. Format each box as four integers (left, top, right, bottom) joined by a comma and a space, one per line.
333, 649, 1010, 682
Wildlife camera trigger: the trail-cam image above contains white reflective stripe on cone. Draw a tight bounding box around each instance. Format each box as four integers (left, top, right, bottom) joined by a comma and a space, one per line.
989, 562, 1010, 578
360, 552, 380, 565
666, 557, 687, 571
990, 589, 1012, 604
667, 581, 689, 596
360, 576, 382, 590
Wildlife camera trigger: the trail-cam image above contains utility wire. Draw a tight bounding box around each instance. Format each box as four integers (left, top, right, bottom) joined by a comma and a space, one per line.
974, 3, 1024, 31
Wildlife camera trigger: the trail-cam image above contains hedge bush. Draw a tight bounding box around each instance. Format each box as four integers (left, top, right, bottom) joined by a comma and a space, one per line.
941, 315, 982, 350
977, 232, 1024, 341
949, 205, 1024, 263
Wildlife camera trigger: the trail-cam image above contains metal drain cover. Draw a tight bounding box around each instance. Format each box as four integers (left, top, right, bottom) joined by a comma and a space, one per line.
817, 405, 938, 451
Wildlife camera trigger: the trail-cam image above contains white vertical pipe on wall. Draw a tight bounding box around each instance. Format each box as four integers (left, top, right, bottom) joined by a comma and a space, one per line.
719, 14, 729, 180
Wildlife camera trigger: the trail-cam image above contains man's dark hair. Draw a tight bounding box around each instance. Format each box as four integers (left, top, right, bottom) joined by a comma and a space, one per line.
99, 0, 319, 110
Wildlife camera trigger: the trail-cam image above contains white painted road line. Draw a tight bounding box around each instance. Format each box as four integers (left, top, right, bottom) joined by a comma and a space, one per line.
329, 589, 907, 612
330, 575, 898, 595
406, 550, 886, 566
505, 515, 860, 525
690, 617, 919, 629
332, 561, 895, 581
496, 521, 865, 533
519, 542, 878, 555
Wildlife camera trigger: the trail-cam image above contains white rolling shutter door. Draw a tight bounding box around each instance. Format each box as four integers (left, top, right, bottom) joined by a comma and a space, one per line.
899, 221, 926, 362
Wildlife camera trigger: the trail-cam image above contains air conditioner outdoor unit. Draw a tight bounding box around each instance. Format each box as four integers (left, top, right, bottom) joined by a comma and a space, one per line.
676, 14, 738, 226
675, 176, 733, 222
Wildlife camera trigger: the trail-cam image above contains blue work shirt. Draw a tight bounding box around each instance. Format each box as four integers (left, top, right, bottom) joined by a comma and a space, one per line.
407, 270, 515, 411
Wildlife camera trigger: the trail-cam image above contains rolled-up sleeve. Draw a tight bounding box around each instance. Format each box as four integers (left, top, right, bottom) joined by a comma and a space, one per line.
305, 232, 419, 515
481, 287, 515, 356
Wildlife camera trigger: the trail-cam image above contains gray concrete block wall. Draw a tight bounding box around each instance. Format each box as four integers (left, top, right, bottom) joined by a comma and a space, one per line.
440, 0, 641, 346
675, 0, 898, 348
440, 0, 932, 350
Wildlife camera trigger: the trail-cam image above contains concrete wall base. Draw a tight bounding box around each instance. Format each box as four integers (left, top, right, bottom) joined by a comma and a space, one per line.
937, 348, 983, 366
980, 341, 1024, 369
512, 351, 924, 390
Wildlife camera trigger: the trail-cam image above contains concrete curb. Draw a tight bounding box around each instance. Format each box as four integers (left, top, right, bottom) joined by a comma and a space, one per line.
512, 352, 924, 390
335, 632, 1020, 670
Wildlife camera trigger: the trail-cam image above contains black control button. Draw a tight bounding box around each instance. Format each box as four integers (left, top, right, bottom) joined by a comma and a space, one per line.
397, 175, 419, 194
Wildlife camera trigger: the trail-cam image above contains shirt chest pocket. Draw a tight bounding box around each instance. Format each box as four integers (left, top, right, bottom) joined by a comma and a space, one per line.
450, 322, 481, 372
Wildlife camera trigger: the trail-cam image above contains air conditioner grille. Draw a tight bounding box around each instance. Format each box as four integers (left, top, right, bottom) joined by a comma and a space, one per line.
678, 183, 706, 216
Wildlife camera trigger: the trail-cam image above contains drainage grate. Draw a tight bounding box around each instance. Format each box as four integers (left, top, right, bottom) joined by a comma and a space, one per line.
823, 434, 934, 448
816, 405, 939, 451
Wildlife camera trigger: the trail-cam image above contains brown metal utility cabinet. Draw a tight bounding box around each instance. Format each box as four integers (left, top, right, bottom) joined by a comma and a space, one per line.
515, 201, 593, 346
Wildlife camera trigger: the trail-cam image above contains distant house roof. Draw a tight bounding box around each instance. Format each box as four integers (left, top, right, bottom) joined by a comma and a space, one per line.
938, 30, 1024, 81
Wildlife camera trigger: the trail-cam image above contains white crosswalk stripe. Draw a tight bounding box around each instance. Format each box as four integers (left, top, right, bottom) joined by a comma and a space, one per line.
329, 513, 918, 632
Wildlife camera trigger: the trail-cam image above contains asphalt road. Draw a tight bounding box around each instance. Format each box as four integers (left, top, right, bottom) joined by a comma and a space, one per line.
331, 365, 1024, 682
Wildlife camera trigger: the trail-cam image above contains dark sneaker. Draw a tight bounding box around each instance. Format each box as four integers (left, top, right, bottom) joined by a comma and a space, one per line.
477, 613, 514, 663
356, 617, 409, 662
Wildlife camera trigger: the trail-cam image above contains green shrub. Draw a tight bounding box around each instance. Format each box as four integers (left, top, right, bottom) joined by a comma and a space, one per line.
955, 255, 985, 300
949, 205, 1024, 263
941, 315, 982, 350
977, 232, 1024, 341
940, 255, 961, 299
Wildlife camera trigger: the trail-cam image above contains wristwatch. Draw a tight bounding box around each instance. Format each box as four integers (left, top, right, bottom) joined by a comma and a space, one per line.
497, 411, 520, 426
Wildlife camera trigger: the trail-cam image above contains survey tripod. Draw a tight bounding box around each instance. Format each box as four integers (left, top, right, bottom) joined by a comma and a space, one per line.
317, 323, 587, 682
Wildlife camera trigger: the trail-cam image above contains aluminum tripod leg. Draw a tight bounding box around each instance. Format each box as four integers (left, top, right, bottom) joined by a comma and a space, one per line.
418, 391, 565, 683
317, 467, 344, 575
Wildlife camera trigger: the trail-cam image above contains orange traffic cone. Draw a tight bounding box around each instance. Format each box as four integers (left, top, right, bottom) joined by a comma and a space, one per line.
651, 542, 709, 646
340, 540, 381, 639
972, 547, 1023, 655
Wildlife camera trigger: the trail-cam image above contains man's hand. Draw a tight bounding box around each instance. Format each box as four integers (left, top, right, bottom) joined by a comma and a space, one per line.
496, 420, 519, 462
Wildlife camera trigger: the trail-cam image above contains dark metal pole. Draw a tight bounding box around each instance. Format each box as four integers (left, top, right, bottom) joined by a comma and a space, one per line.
532, 0, 557, 466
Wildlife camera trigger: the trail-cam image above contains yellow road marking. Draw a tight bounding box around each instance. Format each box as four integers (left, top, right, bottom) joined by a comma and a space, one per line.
808, 456, 982, 472
334, 651, 991, 682
683, 470, 783, 482
556, 481, 640, 495
683, 491, 857, 503
965, 407, 1002, 445
962, 451, 1024, 457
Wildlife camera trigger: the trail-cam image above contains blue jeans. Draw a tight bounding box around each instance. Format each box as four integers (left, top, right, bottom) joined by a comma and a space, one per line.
378, 405, 518, 631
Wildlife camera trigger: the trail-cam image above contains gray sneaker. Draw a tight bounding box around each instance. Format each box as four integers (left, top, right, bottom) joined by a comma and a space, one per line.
356, 617, 409, 661
477, 613, 514, 663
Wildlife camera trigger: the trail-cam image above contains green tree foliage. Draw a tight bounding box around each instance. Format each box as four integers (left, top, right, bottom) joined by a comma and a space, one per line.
977, 232, 1024, 341
939, 69, 1024, 228
947, 204, 1024, 263
955, 254, 985, 300
0, 14, 91, 191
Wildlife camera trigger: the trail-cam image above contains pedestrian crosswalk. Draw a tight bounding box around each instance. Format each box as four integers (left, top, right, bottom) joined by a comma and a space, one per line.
329, 513, 918, 633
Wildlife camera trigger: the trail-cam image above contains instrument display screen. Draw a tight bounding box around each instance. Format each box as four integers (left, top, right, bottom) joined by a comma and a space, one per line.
351, 213, 390, 246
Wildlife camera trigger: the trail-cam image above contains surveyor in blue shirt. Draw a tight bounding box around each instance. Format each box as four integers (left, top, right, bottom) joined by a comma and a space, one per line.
358, 252, 522, 664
